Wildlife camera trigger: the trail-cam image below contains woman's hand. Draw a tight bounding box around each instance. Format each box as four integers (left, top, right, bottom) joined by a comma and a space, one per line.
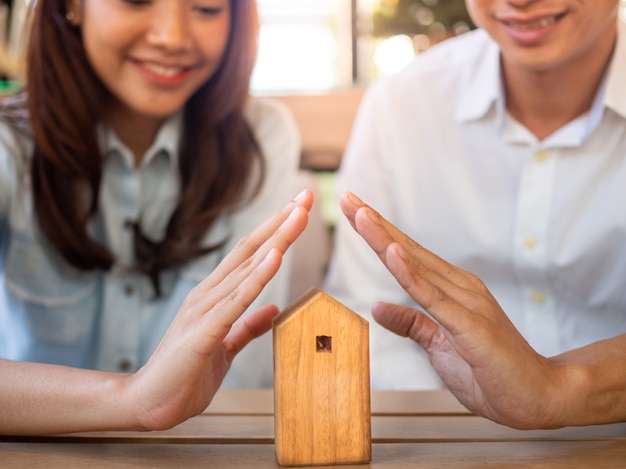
126, 189, 313, 430
0, 190, 313, 435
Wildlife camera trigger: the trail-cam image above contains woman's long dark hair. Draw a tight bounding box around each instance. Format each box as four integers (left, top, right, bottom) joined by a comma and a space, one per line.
6, 0, 263, 296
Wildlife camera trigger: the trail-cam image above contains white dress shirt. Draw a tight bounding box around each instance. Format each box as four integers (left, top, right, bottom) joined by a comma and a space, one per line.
0, 96, 301, 388
324, 22, 626, 390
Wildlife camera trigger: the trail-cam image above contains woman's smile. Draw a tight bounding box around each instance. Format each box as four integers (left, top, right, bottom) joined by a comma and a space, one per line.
132, 59, 193, 86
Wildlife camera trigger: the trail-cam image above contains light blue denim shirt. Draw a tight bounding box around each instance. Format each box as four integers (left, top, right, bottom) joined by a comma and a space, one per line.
0, 96, 301, 387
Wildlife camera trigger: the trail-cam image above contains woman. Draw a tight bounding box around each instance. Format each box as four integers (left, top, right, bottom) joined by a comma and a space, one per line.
0, 0, 301, 388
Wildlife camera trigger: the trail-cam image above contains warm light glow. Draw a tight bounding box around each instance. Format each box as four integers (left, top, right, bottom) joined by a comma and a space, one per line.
253, 0, 350, 92
252, 23, 338, 92
373, 34, 416, 76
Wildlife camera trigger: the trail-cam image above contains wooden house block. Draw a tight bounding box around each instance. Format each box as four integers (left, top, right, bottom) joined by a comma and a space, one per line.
273, 287, 371, 466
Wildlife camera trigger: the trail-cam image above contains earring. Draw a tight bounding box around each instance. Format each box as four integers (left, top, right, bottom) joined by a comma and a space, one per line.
66, 11, 75, 22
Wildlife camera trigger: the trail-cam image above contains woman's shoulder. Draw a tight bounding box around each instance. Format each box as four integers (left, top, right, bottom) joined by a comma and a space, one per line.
0, 92, 33, 153
244, 95, 299, 136
0, 93, 33, 199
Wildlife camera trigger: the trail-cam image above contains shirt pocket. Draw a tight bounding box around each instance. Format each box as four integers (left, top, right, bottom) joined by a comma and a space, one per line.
4, 232, 99, 346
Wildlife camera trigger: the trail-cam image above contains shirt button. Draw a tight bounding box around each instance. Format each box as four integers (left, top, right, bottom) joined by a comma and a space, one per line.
534, 150, 548, 163
523, 236, 537, 249
124, 218, 135, 230
531, 291, 546, 304
118, 359, 132, 372
124, 284, 135, 296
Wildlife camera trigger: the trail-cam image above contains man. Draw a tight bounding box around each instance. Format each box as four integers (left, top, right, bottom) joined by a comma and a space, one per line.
325, 0, 626, 389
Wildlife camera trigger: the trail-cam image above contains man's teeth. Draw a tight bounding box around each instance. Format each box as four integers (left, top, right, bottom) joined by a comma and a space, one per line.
143, 63, 184, 77
508, 16, 556, 31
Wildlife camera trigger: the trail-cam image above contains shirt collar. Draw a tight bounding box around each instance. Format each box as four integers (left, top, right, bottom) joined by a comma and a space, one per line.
457, 19, 626, 143
99, 112, 183, 170
454, 29, 501, 124
604, 19, 626, 119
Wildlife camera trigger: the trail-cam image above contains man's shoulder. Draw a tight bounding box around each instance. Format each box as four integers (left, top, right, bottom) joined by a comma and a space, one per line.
364, 28, 496, 112
406, 29, 492, 77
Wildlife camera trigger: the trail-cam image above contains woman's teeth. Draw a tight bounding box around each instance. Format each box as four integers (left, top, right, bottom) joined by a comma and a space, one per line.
143, 63, 184, 77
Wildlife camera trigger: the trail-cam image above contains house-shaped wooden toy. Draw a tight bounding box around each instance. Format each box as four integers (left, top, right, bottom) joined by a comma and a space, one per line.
273, 287, 371, 466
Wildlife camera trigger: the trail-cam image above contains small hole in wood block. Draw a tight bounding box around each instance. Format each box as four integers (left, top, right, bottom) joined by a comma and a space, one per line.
316, 335, 332, 353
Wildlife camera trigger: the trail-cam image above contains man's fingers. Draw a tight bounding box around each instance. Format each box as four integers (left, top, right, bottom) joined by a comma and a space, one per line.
384, 242, 479, 335
342, 192, 484, 293
341, 192, 489, 333
371, 301, 441, 349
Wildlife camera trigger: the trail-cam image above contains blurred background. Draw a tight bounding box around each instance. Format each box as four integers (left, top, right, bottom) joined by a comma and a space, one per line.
0, 0, 484, 91
253, 0, 474, 92
0, 0, 624, 297
1, 0, 625, 92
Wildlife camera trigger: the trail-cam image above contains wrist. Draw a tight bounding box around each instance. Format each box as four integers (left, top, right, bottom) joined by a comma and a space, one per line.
542, 360, 591, 428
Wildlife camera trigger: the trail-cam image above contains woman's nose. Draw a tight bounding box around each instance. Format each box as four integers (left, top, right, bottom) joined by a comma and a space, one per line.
146, 5, 192, 52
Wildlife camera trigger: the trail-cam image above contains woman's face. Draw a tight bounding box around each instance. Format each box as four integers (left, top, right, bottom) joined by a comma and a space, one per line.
71, 0, 231, 123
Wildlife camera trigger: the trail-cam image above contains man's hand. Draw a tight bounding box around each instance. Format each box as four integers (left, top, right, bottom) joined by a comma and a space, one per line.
339, 191, 572, 429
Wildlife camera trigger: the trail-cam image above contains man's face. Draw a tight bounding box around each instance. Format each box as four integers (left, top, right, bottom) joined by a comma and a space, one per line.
465, 0, 620, 73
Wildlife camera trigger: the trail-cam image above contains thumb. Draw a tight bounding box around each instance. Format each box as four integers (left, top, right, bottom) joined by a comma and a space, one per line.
223, 304, 279, 362
372, 302, 440, 349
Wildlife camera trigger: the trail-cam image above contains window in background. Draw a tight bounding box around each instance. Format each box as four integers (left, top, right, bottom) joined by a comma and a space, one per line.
252, 0, 354, 92
253, 0, 473, 92
255, 0, 626, 91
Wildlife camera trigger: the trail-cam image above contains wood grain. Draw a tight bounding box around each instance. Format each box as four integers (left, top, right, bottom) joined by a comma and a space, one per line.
273, 288, 371, 465
3, 391, 626, 468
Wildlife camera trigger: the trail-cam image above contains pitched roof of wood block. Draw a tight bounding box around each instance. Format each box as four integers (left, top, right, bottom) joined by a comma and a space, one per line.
273, 286, 368, 328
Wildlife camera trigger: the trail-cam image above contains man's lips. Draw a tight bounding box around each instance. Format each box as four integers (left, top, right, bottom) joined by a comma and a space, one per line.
501, 13, 566, 31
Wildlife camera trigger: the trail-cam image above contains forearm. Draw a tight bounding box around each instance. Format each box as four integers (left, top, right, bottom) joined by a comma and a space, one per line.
548, 334, 626, 427
0, 359, 138, 435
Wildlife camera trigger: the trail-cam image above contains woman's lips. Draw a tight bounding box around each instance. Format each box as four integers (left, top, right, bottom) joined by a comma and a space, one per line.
134, 60, 192, 85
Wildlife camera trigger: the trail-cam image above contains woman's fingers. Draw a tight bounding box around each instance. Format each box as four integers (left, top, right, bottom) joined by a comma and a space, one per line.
203, 247, 286, 337
201, 190, 313, 291
188, 194, 309, 343
222, 303, 279, 362
181, 192, 311, 325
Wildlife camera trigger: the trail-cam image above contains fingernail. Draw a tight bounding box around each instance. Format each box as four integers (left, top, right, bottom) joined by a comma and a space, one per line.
365, 207, 382, 225
346, 191, 364, 205
392, 243, 408, 260
261, 248, 281, 267
293, 190, 307, 203
288, 206, 301, 219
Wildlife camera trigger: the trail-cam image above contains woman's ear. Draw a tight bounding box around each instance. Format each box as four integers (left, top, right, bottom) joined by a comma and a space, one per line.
65, 0, 82, 26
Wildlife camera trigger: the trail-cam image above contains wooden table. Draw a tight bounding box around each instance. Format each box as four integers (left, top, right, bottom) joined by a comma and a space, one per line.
2, 390, 626, 468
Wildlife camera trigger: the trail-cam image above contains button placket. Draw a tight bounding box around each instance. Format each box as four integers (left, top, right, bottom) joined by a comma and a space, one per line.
512, 149, 560, 356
